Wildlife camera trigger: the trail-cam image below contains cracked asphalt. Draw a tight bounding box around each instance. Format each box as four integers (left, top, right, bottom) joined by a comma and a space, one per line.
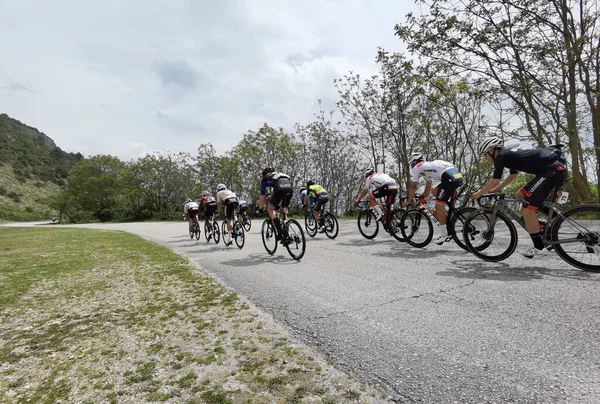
20, 219, 600, 403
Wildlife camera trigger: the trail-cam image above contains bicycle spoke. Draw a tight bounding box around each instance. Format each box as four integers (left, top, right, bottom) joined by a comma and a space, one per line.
552, 205, 600, 272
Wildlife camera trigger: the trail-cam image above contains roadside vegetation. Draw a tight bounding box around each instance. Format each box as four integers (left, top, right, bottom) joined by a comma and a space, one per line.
0, 227, 387, 403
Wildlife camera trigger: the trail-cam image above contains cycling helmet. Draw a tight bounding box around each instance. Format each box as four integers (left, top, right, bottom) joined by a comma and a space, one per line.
479, 136, 503, 155
216, 183, 226, 192
364, 167, 375, 178
262, 167, 274, 177
201, 190, 210, 196
306, 180, 314, 187
408, 153, 425, 167
299, 187, 306, 193
185, 198, 192, 203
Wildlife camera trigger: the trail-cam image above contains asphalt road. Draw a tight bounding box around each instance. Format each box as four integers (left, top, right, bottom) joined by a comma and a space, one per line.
11, 219, 600, 403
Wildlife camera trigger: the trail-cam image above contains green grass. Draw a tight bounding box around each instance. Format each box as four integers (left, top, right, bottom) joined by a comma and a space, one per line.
0, 227, 385, 403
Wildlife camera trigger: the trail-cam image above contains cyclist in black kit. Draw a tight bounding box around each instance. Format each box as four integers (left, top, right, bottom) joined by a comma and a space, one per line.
472, 136, 567, 258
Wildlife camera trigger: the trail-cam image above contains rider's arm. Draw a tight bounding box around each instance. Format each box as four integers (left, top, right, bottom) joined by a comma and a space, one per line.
404, 181, 419, 206
490, 173, 519, 192
473, 178, 502, 199
258, 195, 265, 210
422, 180, 433, 200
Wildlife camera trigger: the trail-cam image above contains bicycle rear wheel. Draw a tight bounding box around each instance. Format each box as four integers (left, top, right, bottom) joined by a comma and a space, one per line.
463, 209, 517, 261
389, 208, 407, 242
551, 204, 600, 272
204, 222, 212, 243
450, 206, 479, 251
233, 221, 245, 249
305, 213, 317, 237
194, 220, 201, 240
357, 209, 379, 239
262, 220, 278, 255
285, 219, 306, 260
213, 221, 220, 244
400, 210, 433, 248
222, 221, 231, 246
323, 212, 339, 239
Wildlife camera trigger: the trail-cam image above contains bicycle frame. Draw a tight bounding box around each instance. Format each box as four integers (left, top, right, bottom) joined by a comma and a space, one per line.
479, 193, 590, 248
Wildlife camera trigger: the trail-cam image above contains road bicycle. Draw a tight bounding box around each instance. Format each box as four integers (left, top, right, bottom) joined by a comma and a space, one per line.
303, 202, 339, 239
204, 211, 220, 244
221, 208, 245, 249
189, 215, 201, 240
463, 189, 600, 272
399, 195, 479, 249
356, 199, 406, 242
261, 207, 306, 260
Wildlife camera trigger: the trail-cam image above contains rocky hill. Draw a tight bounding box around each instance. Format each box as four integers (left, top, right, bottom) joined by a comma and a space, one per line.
0, 114, 83, 221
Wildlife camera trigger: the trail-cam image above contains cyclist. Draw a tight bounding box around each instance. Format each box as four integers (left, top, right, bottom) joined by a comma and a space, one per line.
183, 198, 200, 234
354, 167, 399, 222
199, 190, 217, 237
302, 180, 329, 232
258, 167, 293, 245
216, 184, 239, 246
473, 136, 567, 258
402, 153, 464, 245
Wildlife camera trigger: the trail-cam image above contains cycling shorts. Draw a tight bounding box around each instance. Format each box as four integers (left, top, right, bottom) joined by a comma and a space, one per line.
315, 192, 329, 212
434, 169, 463, 204
372, 183, 398, 205
225, 198, 239, 220
520, 162, 567, 210
269, 177, 293, 209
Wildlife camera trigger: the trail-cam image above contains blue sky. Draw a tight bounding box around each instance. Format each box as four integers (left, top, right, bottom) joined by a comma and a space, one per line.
0, 0, 419, 160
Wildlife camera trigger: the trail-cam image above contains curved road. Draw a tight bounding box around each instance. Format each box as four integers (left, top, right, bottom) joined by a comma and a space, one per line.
16, 219, 600, 403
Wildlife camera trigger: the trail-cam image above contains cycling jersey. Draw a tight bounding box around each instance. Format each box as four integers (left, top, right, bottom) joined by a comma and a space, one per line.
217, 190, 239, 220
184, 201, 199, 214
308, 184, 327, 195
216, 189, 237, 202
199, 195, 216, 206
300, 190, 315, 205
410, 160, 459, 182
492, 147, 561, 179
261, 172, 293, 209
365, 172, 398, 190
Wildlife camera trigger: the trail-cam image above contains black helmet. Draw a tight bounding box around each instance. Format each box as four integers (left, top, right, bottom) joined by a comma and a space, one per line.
262, 167, 274, 177
306, 180, 314, 187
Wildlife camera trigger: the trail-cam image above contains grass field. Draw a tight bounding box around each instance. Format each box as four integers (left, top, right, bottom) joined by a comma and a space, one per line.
0, 227, 386, 404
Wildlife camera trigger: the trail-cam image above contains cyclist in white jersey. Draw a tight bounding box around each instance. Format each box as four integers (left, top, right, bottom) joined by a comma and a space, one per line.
402, 153, 464, 244
354, 167, 399, 220
183, 198, 200, 233
216, 184, 239, 246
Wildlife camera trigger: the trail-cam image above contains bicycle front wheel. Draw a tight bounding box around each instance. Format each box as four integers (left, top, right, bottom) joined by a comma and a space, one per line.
305, 213, 318, 237
323, 212, 339, 239
357, 209, 379, 239
463, 209, 518, 262
262, 220, 277, 255
551, 204, 600, 272
285, 219, 306, 260
389, 208, 407, 242
204, 222, 211, 243
400, 210, 433, 248
450, 206, 478, 251
234, 221, 245, 249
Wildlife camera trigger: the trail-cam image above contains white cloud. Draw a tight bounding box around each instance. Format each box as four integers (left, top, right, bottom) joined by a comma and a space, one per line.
0, 0, 418, 160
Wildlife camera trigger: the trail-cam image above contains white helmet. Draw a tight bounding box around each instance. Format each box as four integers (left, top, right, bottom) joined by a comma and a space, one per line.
408, 153, 424, 167
479, 136, 503, 155
216, 183, 226, 192
364, 167, 375, 177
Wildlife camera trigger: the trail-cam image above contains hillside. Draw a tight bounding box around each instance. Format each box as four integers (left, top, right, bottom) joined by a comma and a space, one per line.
0, 114, 83, 221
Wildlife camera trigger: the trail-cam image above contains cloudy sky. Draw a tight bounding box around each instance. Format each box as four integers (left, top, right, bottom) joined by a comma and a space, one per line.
0, 0, 420, 160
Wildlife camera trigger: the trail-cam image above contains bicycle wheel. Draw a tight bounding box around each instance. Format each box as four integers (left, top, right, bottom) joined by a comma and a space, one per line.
305, 213, 318, 237
551, 204, 600, 272
357, 209, 379, 239
222, 221, 231, 246
463, 209, 518, 261
233, 221, 245, 249
243, 216, 251, 232
449, 206, 479, 251
323, 212, 339, 239
262, 220, 278, 255
213, 221, 220, 244
388, 208, 407, 242
204, 222, 212, 243
194, 220, 201, 240
285, 219, 306, 260
400, 210, 433, 248
189, 226, 194, 239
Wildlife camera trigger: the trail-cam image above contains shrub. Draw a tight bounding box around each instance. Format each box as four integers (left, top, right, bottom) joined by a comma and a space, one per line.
7, 191, 21, 202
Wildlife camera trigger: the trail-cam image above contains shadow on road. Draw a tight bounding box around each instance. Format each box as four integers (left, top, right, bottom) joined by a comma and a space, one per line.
436, 258, 598, 281
220, 253, 301, 267
376, 246, 467, 259
336, 237, 399, 247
